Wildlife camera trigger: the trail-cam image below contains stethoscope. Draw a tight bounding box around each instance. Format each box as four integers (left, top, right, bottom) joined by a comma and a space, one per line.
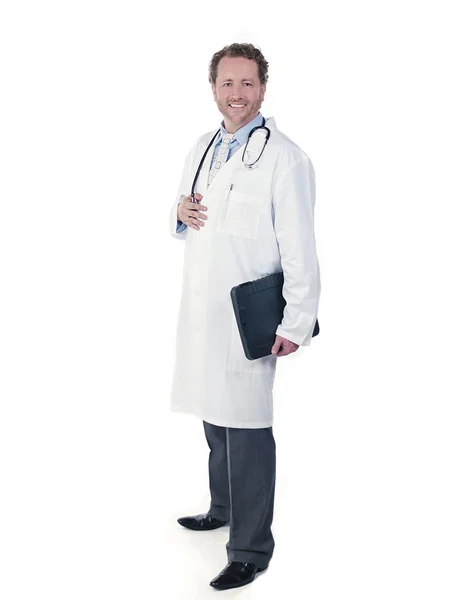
190, 117, 271, 203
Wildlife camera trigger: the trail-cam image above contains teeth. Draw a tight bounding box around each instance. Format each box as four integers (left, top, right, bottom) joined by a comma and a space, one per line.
230, 104, 245, 107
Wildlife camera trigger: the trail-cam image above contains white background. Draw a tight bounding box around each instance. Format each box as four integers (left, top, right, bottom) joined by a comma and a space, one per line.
1, 1, 449, 598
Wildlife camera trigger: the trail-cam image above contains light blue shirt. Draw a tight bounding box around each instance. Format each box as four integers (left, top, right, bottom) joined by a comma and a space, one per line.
176, 112, 264, 233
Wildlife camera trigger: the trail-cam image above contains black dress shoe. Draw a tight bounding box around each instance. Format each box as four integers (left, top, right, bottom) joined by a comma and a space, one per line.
209, 561, 268, 590
177, 513, 229, 531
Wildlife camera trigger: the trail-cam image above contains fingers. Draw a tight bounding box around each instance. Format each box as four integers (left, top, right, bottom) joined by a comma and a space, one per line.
179, 193, 208, 231
191, 210, 207, 221
181, 211, 207, 230
188, 220, 200, 231
186, 195, 208, 212
274, 345, 298, 357
271, 335, 299, 357
184, 210, 208, 229
273, 347, 287, 356
271, 345, 281, 355
188, 215, 206, 228
276, 348, 289, 356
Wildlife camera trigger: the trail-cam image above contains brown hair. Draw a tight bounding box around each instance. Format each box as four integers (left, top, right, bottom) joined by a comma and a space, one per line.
208, 43, 269, 86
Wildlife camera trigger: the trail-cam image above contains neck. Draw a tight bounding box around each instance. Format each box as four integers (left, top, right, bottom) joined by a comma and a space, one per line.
224, 111, 259, 134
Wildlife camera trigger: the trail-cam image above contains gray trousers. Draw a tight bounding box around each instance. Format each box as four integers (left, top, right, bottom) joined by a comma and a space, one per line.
203, 420, 276, 569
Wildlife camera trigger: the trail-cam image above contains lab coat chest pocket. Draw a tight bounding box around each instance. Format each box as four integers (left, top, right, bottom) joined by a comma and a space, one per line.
218, 187, 265, 239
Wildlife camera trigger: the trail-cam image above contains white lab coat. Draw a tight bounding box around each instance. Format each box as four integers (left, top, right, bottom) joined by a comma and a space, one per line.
169, 117, 321, 428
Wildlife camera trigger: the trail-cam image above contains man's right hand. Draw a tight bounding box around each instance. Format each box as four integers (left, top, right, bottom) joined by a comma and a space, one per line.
177, 194, 208, 231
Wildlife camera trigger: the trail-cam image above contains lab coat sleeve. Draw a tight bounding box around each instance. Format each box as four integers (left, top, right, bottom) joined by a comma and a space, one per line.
273, 156, 321, 347
169, 143, 197, 240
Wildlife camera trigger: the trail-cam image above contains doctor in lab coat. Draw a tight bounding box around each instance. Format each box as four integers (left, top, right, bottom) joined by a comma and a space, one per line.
168, 43, 321, 590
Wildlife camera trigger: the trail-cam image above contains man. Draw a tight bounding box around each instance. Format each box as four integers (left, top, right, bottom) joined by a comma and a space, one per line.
168, 43, 321, 590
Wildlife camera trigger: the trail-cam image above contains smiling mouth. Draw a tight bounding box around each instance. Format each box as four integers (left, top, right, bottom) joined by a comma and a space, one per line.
229, 104, 246, 109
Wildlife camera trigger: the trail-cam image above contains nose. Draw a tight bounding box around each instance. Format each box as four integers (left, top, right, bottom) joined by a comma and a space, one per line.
228, 84, 247, 99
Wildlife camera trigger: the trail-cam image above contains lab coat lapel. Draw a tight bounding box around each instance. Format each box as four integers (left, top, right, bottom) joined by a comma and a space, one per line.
195, 116, 277, 196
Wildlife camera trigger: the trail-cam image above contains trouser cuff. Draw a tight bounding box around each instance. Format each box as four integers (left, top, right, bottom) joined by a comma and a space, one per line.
226, 550, 270, 570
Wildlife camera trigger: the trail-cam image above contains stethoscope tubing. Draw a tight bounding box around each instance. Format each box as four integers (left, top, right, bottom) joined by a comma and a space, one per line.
243, 122, 271, 169
190, 117, 270, 202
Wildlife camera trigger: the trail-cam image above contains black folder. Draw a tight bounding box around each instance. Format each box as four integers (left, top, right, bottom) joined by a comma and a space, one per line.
230, 271, 320, 360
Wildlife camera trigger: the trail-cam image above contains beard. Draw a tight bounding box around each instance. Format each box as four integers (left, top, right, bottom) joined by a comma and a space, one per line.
217, 97, 262, 125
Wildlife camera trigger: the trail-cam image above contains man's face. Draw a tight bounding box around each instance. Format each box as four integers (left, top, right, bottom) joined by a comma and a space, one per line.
211, 56, 266, 133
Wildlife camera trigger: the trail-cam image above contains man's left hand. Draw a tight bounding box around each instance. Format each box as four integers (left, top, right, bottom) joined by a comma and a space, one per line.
271, 334, 299, 357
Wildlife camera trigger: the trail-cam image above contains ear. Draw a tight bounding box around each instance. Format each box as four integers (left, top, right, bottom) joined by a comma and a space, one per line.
260, 83, 267, 100
211, 84, 217, 102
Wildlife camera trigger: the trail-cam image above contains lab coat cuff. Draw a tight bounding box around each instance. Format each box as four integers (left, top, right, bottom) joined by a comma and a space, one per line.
275, 326, 312, 347
170, 195, 187, 239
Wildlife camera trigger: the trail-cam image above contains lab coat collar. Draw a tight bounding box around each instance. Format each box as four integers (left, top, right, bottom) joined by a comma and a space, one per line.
218, 112, 265, 146
199, 116, 277, 196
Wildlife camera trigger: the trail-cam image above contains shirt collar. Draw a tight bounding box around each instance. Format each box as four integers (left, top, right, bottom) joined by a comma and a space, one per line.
219, 112, 264, 146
